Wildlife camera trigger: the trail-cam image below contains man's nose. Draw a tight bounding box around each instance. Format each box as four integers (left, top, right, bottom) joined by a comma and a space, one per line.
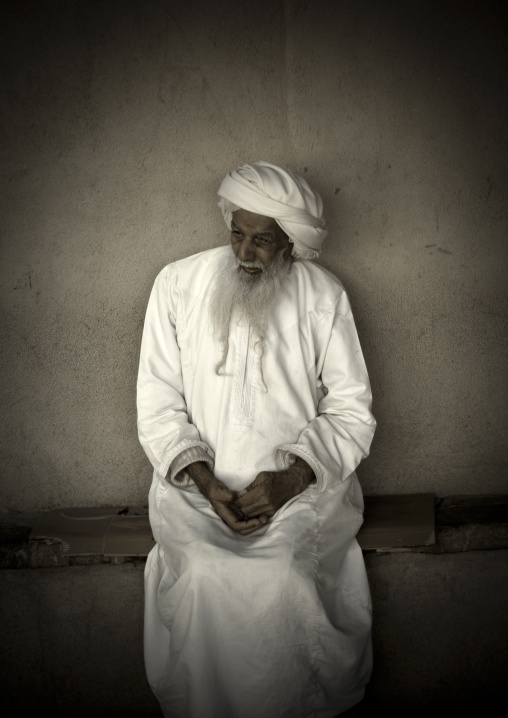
238, 237, 255, 262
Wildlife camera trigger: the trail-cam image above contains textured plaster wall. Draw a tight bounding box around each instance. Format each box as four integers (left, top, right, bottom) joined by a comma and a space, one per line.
1, 552, 507, 714
1, 0, 507, 510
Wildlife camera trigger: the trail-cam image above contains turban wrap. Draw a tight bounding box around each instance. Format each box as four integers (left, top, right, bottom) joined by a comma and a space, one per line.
218, 161, 327, 260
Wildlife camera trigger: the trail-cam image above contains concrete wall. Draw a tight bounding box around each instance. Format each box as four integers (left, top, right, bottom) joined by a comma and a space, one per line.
1, 0, 507, 511
2, 551, 507, 715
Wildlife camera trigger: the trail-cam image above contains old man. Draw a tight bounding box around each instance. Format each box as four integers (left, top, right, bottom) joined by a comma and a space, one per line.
137, 161, 376, 718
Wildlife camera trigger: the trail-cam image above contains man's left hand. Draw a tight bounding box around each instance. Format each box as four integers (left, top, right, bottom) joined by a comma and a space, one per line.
233, 457, 315, 520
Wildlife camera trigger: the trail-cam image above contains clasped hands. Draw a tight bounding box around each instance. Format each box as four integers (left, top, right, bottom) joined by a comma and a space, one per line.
187, 459, 314, 536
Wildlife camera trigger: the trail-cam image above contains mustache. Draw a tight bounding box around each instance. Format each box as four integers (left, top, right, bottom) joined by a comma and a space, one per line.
237, 259, 264, 270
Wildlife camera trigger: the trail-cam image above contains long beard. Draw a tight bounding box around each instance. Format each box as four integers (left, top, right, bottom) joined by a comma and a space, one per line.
209, 248, 292, 380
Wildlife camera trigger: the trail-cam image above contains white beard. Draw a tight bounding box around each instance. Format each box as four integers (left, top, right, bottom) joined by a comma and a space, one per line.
209, 247, 292, 375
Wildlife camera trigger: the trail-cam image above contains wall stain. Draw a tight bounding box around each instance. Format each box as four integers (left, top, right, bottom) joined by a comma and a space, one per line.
474, 174, 493, 238
425, 244, 451, 255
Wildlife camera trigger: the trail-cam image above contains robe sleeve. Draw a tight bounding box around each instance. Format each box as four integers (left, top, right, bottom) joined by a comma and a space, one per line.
275, 288, 376, 492
137, 266, 215, 482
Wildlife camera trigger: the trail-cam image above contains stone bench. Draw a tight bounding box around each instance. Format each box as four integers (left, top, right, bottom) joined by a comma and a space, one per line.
1, 493, 507, 568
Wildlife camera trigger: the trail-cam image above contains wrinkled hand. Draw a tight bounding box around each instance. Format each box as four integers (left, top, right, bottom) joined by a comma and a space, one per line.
187, 461, 268, 536
233, 458, 315, 520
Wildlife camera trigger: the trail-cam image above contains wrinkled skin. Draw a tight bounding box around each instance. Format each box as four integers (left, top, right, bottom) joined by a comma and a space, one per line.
230, 208, 292, 269
187, 460, 314, 536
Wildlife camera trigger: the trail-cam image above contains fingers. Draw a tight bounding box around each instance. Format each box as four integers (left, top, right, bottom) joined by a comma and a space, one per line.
234, 487, 277, 518
228, 514, 268, 535
236, 515, 269, 536
213, 501, 244, 526
212, 500, 268, 535
238, 500, 275, 518
208, 483, 237, 504
207, 473, 278, 530
234, 486, 264, 510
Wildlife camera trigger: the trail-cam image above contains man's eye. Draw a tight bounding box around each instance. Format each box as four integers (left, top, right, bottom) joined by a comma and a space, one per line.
232, 229, 242, 236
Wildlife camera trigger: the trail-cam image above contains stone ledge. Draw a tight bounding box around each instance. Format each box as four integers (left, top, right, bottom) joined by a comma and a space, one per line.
436, 493, 508, 525
1, 494, 506, 568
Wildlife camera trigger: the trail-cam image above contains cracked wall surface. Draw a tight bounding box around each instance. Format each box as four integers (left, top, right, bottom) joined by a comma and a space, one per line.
1, 0, 507, 510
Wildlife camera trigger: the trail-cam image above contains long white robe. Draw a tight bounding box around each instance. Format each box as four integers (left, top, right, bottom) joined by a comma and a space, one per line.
137, 247, 376, 718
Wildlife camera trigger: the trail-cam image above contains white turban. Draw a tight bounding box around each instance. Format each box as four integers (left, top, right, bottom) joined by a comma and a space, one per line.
217, 161, 327, 260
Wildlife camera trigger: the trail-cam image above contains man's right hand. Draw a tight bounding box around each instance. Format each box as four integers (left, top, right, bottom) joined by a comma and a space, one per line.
187, 462, 267, 536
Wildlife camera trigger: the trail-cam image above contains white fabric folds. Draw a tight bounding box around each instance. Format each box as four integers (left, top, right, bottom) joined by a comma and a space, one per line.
218, 161, 328, 259
138, 247, 376, 717
145, 475, 372, 718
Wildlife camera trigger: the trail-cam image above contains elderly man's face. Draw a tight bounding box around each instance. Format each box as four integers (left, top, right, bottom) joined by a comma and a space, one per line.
231, 209, 291, 275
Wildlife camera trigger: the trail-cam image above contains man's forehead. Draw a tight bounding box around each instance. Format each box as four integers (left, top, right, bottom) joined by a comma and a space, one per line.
231, 208, 279, 234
